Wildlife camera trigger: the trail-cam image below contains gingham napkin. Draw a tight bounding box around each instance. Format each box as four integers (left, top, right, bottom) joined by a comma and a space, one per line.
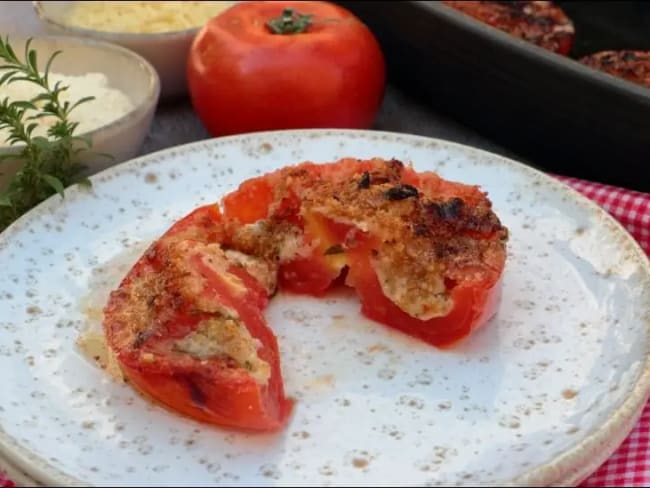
553, 176, 650, 487
2, 175, 649, 487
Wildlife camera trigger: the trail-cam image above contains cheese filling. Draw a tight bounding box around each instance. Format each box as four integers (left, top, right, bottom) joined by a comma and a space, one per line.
371, 252, 452, 321
224, 249, 278, 295
174, 315, 271, 385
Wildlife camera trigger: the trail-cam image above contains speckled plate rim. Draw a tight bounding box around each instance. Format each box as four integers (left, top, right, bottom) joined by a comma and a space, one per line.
0, 453, 42, 487
0, 129, 649, 487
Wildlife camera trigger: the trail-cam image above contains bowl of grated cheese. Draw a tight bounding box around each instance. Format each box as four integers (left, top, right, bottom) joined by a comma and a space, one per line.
0, 35, 160, 190
33, 1, 237, 99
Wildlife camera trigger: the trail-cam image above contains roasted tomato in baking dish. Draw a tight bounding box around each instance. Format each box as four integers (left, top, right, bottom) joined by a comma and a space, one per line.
580, 50, 650, 89
103, 205, 293, 431
443, 1, 574, 55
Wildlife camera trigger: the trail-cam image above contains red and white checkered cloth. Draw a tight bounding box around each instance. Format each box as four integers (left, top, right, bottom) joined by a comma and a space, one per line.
553, 176, 650, 487
0, 473, 11, 488
1, 175, 649, 487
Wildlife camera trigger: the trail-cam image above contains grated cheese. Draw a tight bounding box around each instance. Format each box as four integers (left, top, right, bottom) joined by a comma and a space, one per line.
63, 1, 235, 34
0, 71, 134, 146
372, 251, 452, 321
174, 316, 271, 385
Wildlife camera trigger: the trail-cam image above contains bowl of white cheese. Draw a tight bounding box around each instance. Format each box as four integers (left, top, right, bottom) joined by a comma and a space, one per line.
33, 1, 236, 99
0, 35, 160, 190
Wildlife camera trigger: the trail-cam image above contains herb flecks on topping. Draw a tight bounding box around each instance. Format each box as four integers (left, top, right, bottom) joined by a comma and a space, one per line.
324, 244, 344, 255
357, 171, 370, 189
428, 197, 464, 220
385, 184, 419, 201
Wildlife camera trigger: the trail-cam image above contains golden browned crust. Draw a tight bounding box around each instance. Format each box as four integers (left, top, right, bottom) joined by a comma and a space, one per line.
229, 158, 507, 284
106, 240, 243, 351
105, 157, 508, 384
223, 158, 508, 319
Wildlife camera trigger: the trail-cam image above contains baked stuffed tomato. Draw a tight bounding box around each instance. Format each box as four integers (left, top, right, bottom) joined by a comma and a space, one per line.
443, 1, 574, 55
103, 205, 293, 431
104, 158, 508, 432
223, 158, 508, 347
580, 50, 650, 89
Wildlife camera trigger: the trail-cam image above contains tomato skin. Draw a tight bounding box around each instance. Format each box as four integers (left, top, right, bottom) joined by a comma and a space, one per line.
104, 207, 293, 432
345, 234, 502, 347
222, 177, 275, 225
187, 1, 386, 136
163, 204, 223, 239
120, 362, 293, 432
278, 255, 340, 296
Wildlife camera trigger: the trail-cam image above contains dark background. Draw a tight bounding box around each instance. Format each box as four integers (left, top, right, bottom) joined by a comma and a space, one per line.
559, 1, 650, 57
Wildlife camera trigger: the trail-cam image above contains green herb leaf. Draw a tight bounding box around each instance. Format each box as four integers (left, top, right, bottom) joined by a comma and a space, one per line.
30, 136, 50, 150
76, 177, 92, 190
25, 122, 38, 136
41, 174, 65, 197
0, 36, 102, 231
26, 112, 52, 120
27, 48, 37, 74
324, 244, 344, 255
11, 100, 36, 110
69, 96, 95, 112
0, 70, 17, 85
4, 39, 18, 62
42, 51, 61, 86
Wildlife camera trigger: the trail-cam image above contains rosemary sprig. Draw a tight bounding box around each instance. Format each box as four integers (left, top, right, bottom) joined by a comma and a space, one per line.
0, 36, 95, 231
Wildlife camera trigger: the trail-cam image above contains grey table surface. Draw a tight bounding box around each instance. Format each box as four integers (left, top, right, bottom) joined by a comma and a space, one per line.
0, 1, 518, 163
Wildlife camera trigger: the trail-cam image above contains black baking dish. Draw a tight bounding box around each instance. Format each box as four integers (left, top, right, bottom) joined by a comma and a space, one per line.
339, 1, 650, 192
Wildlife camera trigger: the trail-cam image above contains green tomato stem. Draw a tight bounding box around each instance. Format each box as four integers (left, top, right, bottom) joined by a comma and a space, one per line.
266, 8, 313, 35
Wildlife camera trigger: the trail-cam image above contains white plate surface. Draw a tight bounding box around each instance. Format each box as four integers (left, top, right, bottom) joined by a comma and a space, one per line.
0, 130, 649, 487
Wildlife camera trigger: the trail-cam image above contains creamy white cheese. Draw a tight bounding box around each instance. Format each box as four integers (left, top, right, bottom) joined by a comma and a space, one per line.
372, 253, 452, 321
0, 71, 134, 146
174, 316, 271, 385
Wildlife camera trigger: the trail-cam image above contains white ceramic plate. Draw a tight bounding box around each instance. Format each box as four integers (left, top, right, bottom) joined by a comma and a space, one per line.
0, 130, 649, 487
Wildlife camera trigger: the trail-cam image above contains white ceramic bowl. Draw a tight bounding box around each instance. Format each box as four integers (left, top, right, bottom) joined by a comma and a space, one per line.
0, 35, 160, 191
32, 1, 236, 99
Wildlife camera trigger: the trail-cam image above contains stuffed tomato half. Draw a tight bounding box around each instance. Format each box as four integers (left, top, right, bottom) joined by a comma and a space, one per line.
103, 157, 508, 432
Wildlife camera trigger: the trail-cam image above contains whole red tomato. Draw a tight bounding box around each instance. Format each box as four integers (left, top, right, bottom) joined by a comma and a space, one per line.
187, 1, 386, 136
